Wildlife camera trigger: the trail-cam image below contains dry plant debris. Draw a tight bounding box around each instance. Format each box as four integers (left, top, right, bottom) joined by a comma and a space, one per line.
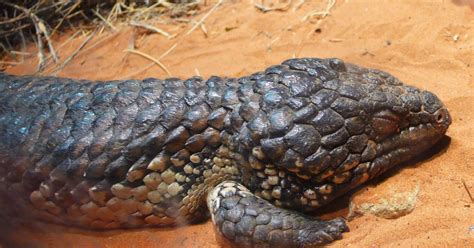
0, 0, 201, 72
0, 1, 336, 75
253, 0, 293, 12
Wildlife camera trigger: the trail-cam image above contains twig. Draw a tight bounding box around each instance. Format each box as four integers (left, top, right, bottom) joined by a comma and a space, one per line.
106, 2, 120, 24
133, 1, 165, 17
293, 0, 306, 11
0, 60, 22, 65
66, 9, 84, 20
0, 23, 31, 36
0, 43, 8, 55
267, 37, 280, 52
128, 30, 136, 50
33, 21, 46, 71
129, 20, 172, 38
462, 179, 474, 203
295, 0, 336, 57
10, 51, 30, 56
19, 28, 27, 62
121, 62, 155, 79
186, 0, 224, 35
120, 43, 178, 79
124, 48, 171, 76
253, 0, 293, 12
0, 12, 27, 25
1, 1, 59, 70
122, 0, 223, 79
3, 33, 13, 56
37, 20, 58, 63
175, 18, 192, 24
199, 23, 208, 37
25, 2, 59, 63
50, 0, 82, 37
92, 9, 117, 31
328, 38, 343, 42
41, 30, 82, 71
302, 0, 336, 22
51, 30, 96, 75
72, 31, 119, 57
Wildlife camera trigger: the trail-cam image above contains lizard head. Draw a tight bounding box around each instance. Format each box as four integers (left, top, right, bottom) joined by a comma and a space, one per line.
241, 58, 451, 210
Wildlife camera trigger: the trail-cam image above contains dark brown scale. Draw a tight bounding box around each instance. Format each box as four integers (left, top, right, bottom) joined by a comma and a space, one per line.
331, 97, 363, 118
287, 97, 310, 110
126, 156, 150, 181
311, 88, 339, 109
229, 106, 245, 132
238, 101, 260, 122
293, 103, 318, 123
345, 116, 366, 135
346, 134, 369, 153
260, 137, 287, 161
276, 149, 301, 171
261, 88, 289, 112
185, 134, 207, 152
159, 101, 188, 130
170, 149, 190, 166
321, 127, 350, 149
237, 80, 258, 102
84, 154, 110, 179
311, 108, 345, 135
246, 112, 270, 141
304, 147, 331, 173
163, 126, 189, 152
183, 104, 210, 133
283, 124, 321, 157
268, 107, 295, 137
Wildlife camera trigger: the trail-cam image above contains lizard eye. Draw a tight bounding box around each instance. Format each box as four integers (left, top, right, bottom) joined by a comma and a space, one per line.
372, 110, 400, 135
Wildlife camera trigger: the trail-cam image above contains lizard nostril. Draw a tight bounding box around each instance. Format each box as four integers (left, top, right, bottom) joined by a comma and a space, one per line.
435, 109, 447, 124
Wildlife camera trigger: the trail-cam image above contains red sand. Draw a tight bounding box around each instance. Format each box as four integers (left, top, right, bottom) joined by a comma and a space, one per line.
2, 1, 474, 247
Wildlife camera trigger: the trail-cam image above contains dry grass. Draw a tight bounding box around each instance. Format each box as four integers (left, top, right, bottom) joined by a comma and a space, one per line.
0, 0, 336, 74
0, 0, 201, 72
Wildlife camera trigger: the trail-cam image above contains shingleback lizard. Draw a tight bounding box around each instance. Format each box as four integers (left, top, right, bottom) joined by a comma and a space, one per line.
0, 58, 451, 247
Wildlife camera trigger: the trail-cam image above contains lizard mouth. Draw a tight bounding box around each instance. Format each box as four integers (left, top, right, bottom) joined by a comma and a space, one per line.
367, 108, 451, 178
305, 109, 452, 210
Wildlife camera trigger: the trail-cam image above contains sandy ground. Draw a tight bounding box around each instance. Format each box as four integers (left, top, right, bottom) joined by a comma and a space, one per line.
1, 0, 474, 247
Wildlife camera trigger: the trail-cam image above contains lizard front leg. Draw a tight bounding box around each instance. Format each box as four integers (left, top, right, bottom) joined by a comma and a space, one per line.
207, 181, 349, 247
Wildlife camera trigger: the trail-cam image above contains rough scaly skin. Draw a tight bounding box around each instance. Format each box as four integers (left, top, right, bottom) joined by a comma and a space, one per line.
0, 58, 451, 247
